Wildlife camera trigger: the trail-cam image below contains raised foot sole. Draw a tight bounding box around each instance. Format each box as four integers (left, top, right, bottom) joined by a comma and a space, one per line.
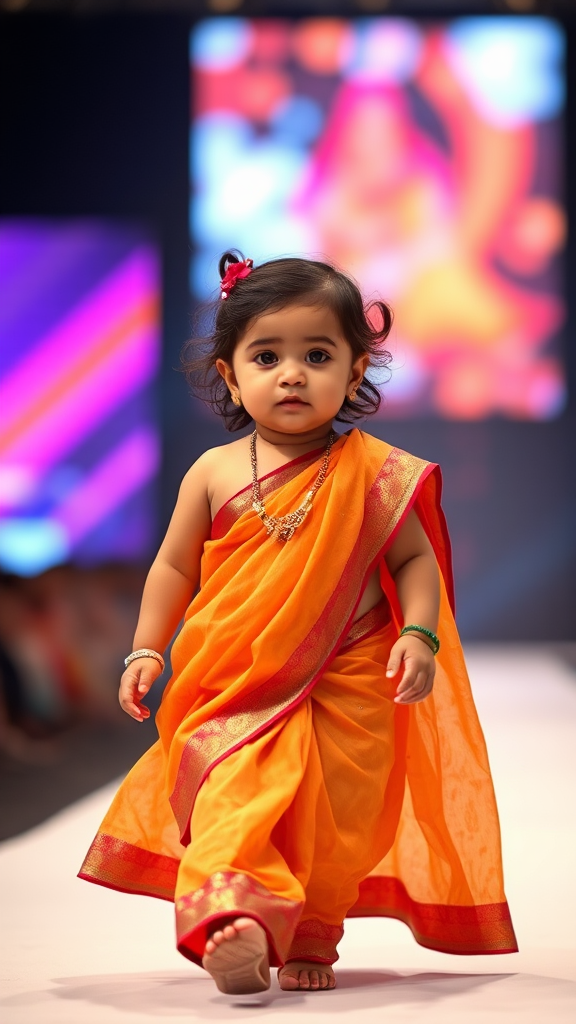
202, 924, 271, 995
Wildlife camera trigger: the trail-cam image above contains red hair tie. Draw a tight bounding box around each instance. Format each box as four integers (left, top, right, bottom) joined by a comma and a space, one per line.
220, 258, 253, 299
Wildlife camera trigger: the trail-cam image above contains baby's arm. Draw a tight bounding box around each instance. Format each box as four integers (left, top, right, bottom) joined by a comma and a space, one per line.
384, 509, 440, 705
119, 453, 213, 721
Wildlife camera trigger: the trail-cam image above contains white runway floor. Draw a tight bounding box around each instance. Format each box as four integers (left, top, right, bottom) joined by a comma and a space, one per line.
1, 645, 575, 1024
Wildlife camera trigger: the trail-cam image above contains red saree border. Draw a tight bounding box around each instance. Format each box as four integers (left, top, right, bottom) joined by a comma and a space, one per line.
414, 463, 455, 613
350, 876, 518, 955
170, 441, 432, 845
286, 918, 344, 965
78, 832, 179, 901
176, 870, 301, 968
78, 839, 518, 958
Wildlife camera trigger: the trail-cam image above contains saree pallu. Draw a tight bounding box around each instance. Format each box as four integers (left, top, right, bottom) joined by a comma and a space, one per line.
79, 428, 518, 964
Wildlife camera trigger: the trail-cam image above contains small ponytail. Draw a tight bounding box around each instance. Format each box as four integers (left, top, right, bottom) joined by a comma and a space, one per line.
218, 250, 242, 280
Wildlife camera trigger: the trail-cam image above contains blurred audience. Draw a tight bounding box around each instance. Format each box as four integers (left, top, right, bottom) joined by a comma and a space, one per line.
0, 566, 145, 763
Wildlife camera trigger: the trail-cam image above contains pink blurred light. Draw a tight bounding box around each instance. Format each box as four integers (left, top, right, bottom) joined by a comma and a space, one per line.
0, 323, 158, 474
55, 427, 160, 545
0, 248, 158, 433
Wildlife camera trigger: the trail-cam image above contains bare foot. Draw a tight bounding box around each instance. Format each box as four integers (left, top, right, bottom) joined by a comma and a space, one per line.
202, 917, 270, 994
278, 960, 336, 991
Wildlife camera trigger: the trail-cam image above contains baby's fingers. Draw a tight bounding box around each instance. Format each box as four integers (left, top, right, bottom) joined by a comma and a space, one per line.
393, 659, 419, 700
128, 700, 150, 721
397, 669, 434, 705
386, 643, 406, 679
395, 670, 424, 704
120, 696, 149, 722
119, 669, 151, 722
385, 638, 407, 679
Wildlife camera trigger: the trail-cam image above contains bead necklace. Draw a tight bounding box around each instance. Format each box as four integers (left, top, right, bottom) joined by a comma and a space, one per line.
250, 429, 336, 542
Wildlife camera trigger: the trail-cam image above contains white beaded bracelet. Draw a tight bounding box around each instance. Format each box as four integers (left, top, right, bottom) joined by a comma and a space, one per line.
124, 648, 165, 672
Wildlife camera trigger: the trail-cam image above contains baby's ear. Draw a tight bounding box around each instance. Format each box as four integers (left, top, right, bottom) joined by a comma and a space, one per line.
356, 352, 370, 376
215, 358, 234, 383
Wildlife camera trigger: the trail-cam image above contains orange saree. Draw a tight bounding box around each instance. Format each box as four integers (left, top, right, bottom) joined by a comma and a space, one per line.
79, 429, 517, 966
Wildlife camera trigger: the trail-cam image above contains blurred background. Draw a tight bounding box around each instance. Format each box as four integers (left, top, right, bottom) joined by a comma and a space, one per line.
0, 0, 574, 839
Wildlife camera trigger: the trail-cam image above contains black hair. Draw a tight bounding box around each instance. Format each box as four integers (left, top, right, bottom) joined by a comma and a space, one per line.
182, 251, 393, 431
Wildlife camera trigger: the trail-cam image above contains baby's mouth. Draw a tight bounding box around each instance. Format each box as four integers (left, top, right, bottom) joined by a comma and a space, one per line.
278, 396, 308, 405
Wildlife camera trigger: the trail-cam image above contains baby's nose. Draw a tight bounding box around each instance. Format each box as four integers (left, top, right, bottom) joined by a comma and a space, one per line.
280, 363, 305, 385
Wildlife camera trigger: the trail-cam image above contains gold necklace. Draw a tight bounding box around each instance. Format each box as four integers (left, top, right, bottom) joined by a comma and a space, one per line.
250, 429, 336, 542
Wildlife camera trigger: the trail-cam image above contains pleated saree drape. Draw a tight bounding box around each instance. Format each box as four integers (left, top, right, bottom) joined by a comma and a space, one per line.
79, 429, 517, 965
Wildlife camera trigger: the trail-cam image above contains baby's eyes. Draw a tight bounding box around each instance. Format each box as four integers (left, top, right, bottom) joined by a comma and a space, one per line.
253, 350, 330, 366
254, 351, 278, 365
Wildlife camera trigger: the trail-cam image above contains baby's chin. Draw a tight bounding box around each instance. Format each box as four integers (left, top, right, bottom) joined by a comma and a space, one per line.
265, 405, 337, 423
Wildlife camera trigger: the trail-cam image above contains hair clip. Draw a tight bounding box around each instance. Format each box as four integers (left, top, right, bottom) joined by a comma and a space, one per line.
220, 258, 253, 299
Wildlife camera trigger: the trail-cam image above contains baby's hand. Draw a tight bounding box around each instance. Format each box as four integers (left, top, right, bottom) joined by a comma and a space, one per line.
118, 659, 163, 722
386, 635, 436, 705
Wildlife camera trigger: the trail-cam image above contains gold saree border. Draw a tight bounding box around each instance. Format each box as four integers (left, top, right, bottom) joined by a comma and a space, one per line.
77, 841, 518, 958
170, 443, 432, 844
286, 918, 344, 965
78, 832, 179, 901
176, 870, 301, 968
339, 597, 391, 651
350, 877, 519, 954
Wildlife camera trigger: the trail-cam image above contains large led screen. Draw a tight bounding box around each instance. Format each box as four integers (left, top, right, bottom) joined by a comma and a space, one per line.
0, 221, 161, 576
190, 17, 566, 420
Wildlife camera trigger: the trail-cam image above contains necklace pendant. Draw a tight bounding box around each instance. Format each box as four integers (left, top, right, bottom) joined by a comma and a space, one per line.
250, 428, 336, 544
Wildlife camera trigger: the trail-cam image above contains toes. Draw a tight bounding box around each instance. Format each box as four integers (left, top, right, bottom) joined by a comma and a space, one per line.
206, 918, 256, 954
278, 963, 335, 992
233, 917, 258, 932
279, 970, 300, 991
279, 968, 310, 990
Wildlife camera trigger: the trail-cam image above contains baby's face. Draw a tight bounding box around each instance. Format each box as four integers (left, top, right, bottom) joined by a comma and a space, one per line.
219, 303, 366, 436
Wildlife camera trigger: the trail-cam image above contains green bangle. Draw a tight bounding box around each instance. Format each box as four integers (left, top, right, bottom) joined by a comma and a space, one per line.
400, 624, 440, 655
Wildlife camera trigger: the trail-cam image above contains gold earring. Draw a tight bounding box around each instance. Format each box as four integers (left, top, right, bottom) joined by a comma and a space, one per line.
348, 389, 357, 401
230, 391, 242, 407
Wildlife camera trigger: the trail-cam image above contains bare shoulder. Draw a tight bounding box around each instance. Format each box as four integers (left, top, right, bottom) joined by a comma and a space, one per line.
180, 437, 245, 481
194, 436, 249, 478
184, 437, 252, 519
159, 441, 250, 555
